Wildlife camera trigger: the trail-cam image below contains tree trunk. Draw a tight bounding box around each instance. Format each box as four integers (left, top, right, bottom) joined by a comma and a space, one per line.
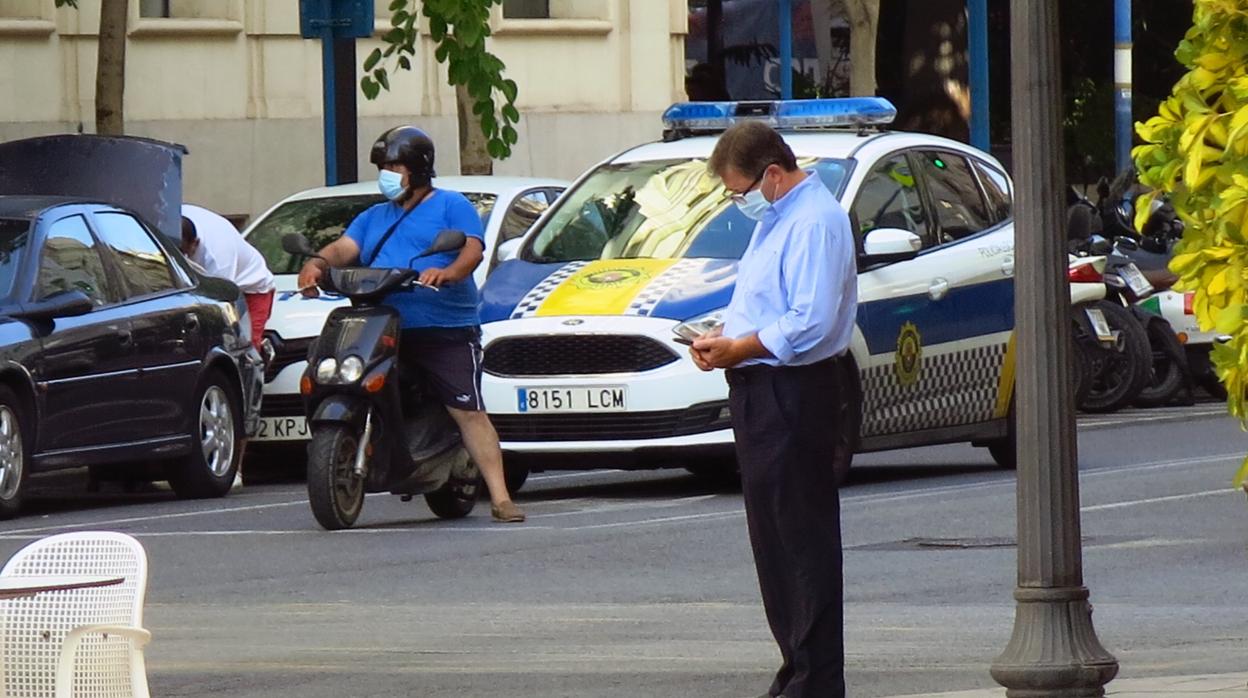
96, 0, 127, 135
843, 0, 879, 96
456, 84, 492, 176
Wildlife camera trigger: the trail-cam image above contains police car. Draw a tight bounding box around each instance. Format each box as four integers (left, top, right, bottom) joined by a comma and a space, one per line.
477, 99, 1018, 487
239, 176, 567, 448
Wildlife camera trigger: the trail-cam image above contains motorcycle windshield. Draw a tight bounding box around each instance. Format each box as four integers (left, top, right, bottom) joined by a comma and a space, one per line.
0, 134, 187, 244
327, 267, 414, 298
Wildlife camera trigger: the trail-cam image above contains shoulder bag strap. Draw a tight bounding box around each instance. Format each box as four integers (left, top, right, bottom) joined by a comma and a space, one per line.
361, 190, 434, 266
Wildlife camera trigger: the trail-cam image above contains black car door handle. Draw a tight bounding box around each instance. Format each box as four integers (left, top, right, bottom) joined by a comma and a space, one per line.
184, 314, 200, 332
117, 329, 132, 346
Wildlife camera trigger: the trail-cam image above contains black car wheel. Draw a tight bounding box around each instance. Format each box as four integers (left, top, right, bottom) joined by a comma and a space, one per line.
166, 370, 242, 499
0, 387, 29, 520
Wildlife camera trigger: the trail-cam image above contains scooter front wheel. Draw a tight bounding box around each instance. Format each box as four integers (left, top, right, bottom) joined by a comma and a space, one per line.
307, 425, 366, 530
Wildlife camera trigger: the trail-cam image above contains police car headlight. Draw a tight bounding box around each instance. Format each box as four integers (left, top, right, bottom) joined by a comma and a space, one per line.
338, 356, 365, 383
674, 310, 726, 342
315, 358, 338, 383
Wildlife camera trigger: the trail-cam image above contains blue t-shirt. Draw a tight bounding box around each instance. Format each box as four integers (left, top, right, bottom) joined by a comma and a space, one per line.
344, 190, 484, 329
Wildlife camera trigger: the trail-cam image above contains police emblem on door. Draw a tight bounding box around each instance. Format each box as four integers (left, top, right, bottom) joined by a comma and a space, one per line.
895, 322, 922, 386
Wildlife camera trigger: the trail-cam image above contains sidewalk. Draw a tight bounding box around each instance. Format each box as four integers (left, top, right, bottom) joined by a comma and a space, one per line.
885, 673, 1248, 697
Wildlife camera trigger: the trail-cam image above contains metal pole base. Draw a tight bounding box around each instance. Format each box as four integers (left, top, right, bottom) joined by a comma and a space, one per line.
991, 586, 1119, 696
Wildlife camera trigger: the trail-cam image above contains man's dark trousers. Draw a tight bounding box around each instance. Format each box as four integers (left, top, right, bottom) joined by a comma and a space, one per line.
727, 355, 854, 698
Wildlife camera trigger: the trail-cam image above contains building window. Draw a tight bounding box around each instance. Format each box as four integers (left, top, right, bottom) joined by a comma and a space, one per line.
139, 0, 170, 17
139, 0, 232, 19
0, 0, 44, 19
503, 0, 550, 19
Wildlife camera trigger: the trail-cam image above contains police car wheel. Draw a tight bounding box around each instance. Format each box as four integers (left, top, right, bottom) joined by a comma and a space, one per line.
503, 461, 530, 495
984, 401, 1016, 470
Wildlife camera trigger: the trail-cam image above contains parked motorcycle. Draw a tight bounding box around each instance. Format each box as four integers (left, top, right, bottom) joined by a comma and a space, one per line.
281, 232, 482, 530
1065, 197, 1154, 412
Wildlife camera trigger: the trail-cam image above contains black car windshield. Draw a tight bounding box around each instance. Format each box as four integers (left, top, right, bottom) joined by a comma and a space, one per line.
247, 192, 498, 274
0, 219, 28, 300
523, 157, 851, 263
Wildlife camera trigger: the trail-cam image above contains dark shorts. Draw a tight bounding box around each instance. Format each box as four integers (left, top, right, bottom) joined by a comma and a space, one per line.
398, 327, 484, 412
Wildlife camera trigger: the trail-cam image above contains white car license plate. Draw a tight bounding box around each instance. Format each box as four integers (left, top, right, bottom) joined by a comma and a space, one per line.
1120, 263, 1153, 297
254, 416, 309, 442
1085, 307, 1114, 342
517, 387, 627, 413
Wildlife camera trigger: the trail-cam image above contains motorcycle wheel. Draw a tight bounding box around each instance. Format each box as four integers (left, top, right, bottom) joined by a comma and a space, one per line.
1078, 301, 1151, 413
1134, 319, 1186, 408
425, 473, 480, 519
306, 425, 365, 530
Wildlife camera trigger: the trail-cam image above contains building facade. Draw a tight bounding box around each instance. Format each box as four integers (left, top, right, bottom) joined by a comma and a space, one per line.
0, 0, 689, 219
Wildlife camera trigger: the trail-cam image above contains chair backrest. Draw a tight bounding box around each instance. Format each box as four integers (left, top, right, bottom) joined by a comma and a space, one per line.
0, 532, 148, 698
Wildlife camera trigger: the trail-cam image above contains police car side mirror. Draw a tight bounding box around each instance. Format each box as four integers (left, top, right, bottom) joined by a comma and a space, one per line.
281, 233, 320, 259
861, 228, 922, 264
496, 237, 523, 263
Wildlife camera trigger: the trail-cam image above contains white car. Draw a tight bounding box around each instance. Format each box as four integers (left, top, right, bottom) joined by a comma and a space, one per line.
477, 99, 1018, 488
241, 176, 568, 451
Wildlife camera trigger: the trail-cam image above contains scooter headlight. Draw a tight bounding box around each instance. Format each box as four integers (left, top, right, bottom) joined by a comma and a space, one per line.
315, 357, 338, 383
339, 356, 365, 383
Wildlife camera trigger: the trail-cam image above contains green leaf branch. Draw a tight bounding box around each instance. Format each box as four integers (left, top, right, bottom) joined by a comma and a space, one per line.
362, 0, 520, 160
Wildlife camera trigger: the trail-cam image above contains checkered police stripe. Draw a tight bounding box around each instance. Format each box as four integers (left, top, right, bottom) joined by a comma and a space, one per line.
860, 342, 1007, 437
625, 259, 704, 317
510, 261, 588, 319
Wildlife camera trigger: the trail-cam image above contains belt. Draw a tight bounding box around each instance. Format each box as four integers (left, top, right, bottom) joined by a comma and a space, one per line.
725, 352, 847, 385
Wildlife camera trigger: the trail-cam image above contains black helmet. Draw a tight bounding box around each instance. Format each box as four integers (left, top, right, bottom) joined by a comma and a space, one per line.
369, 126, 436, 178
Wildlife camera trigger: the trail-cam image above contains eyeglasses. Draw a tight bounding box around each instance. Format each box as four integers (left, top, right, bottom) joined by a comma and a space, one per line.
728, 165, 771, 204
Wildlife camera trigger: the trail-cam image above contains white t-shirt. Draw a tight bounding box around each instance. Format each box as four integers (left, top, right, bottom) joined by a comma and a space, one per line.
181, 204, 275, 295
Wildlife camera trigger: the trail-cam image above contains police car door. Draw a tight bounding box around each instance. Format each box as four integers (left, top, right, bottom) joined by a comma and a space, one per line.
851, 149, 1014, 439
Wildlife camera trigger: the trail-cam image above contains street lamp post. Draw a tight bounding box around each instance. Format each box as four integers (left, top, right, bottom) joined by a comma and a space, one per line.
989, 1, 1120, 695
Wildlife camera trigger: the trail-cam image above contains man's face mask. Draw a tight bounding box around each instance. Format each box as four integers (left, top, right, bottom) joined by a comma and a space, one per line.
378, 169, 406, 201
735, 189, 771, 221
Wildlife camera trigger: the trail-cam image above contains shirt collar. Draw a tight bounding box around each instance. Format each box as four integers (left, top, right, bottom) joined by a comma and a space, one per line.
768, 170, 819, 219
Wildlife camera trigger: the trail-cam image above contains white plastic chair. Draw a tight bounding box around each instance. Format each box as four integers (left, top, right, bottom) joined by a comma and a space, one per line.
0, 532, 150, 698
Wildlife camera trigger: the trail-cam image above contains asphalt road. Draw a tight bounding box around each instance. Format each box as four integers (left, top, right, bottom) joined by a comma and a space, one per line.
1, 403, 1243, 697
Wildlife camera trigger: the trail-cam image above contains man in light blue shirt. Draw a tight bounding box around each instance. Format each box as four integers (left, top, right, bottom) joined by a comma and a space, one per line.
692, 121, 858, 698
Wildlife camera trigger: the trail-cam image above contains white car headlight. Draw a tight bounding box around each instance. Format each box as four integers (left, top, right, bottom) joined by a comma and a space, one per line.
338, 356, 365, 383
316, 357, 338, 383
673, 309, 726, 342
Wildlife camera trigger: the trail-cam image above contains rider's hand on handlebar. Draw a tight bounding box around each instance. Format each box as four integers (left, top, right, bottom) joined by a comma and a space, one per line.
297, 260, 325, 298
418, 267, 459, 288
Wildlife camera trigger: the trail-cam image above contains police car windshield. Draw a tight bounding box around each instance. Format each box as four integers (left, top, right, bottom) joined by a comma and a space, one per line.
523, 158, 850, 263
248, 192, 498, 274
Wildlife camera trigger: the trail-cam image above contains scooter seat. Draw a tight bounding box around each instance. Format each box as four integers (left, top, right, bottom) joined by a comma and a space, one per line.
1142, 268, 1178, 292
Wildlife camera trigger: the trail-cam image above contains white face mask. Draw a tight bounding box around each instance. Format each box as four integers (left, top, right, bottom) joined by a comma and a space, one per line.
378, 170, 406, 201
735, 188, 770, 221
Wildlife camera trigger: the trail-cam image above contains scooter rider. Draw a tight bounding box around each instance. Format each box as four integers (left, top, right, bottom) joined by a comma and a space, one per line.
296, 126, 525, 523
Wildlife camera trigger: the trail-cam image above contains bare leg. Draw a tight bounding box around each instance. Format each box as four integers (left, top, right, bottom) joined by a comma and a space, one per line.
446, 406, 514, 509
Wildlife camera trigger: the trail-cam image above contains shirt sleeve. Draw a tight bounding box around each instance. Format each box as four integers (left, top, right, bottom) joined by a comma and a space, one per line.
755, 212, 855, 363
343, 206, 375, 249
442, 192, 486, 243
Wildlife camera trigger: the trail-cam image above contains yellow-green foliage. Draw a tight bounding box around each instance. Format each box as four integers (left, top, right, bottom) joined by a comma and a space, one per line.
1134, 0, 1248, 483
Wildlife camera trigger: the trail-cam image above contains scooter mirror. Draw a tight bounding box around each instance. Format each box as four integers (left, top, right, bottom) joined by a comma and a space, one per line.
281, 233, 320, 258
415, 229, 467, 259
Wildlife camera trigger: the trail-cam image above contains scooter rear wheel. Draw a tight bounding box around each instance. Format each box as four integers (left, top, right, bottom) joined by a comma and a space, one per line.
307, 425, 365, 530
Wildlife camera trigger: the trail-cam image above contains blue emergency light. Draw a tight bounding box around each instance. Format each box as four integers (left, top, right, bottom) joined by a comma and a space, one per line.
661, 98, 897, 133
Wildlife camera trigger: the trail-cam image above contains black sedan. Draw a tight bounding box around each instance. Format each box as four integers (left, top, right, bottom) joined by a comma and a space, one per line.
0, 196, 263, 517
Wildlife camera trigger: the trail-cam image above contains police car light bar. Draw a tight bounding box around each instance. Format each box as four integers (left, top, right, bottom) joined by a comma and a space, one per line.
661, 98, 897, 133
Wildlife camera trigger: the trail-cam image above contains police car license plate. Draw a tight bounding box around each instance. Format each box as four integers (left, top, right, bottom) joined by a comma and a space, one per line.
1084, 307, 1114, 343
517, 387, 627, 413
254, 416, 310, 441
1120, 263, 1153, 297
